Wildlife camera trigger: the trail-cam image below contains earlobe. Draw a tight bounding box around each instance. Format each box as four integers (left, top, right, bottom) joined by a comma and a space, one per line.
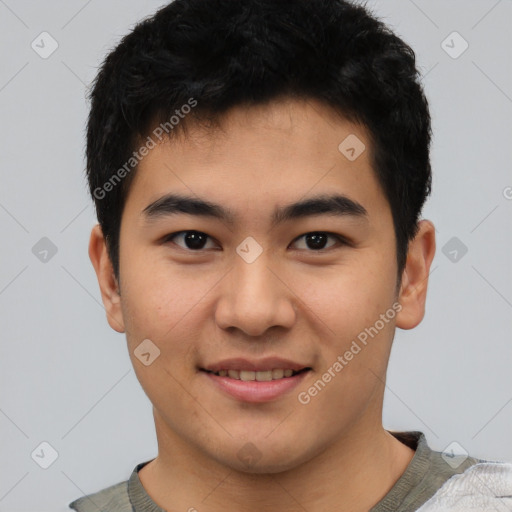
88, 224, 125, 333
395, 220, 436, 330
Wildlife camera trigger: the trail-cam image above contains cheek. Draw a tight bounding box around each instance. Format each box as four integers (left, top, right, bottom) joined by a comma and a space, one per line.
293, 259, 396, 338
291, 258, 397, 405
120, 248, 187, 323
119, 259, 216, 359
120, 274, 206, 400
123, 286, 196, 344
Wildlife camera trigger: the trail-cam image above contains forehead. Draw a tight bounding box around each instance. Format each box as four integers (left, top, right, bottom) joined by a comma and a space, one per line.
123, 98, 390, 226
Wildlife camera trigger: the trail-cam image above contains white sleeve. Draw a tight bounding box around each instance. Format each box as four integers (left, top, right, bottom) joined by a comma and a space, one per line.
416, 462, 512, 511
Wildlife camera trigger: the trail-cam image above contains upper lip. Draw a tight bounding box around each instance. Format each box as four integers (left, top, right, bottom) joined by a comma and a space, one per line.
201, 357, 311, 373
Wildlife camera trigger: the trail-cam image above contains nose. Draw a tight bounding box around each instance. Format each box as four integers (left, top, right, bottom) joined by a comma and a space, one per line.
214, 250, 297, 337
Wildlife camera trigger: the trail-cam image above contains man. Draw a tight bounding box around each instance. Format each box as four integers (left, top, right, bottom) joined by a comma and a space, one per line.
70, 0, 512, 510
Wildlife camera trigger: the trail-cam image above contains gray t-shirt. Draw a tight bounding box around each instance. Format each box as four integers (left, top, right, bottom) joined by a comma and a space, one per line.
69, 430, 482, 512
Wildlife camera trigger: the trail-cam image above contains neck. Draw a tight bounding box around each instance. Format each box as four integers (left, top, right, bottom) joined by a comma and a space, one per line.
138, 417, 415, 512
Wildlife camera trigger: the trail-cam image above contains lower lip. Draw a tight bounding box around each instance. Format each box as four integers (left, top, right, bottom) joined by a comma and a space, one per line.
201, 370, 310, 403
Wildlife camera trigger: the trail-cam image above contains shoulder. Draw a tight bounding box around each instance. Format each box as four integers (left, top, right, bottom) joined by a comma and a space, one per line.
68, 479, 132, 512
417, 460, 512, 511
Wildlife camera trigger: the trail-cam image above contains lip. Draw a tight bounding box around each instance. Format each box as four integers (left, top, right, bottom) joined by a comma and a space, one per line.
201, 357, 310, 373
201, 368, 311, 403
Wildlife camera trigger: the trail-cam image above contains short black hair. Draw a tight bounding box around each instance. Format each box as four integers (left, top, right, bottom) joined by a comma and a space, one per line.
86, 0, 432, 287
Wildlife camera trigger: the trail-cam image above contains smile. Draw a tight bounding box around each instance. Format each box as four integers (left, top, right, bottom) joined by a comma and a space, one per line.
203, 368, 309, 381
200, 367, 312, 403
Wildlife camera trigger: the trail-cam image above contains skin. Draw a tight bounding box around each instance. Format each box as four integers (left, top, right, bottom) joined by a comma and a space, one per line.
89, 97, 436, 512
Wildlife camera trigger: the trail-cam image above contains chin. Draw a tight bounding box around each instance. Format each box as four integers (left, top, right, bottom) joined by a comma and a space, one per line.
212, 440, 315, 475
229, 456, 305, 475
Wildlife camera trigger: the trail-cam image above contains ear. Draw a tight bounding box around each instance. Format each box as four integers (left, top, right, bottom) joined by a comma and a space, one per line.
395, 220, 436, 330
88, 224, 125, 333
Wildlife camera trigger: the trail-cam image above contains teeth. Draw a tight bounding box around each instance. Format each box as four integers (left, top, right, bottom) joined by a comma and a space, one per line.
214, 368, 303, 380
255, 370, 273, 381
228, 370, 240, 379
240, 370, 256, 381
272, 369, 284, 379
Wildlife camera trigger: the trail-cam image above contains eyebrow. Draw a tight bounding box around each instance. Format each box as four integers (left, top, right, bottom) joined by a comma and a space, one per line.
141, 193, 368, 227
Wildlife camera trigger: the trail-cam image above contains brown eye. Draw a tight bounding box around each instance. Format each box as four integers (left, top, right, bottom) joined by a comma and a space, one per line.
291, 232, 344, 251
165, 231, 218, 250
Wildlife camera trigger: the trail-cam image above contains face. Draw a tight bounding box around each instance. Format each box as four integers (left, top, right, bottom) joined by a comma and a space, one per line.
95, 98, 423, 473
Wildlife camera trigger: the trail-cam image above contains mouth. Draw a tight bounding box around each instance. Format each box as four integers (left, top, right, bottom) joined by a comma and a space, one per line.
201, 368, 311, 381
199, 359, 313, 402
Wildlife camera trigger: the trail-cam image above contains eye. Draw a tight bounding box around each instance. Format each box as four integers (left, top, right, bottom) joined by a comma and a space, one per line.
163, 230, 347, 252
164, 231, 219, 251
290, 232, 346, 251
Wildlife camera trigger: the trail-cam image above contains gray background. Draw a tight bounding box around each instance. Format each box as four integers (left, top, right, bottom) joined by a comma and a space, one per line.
0, 1, 511, 510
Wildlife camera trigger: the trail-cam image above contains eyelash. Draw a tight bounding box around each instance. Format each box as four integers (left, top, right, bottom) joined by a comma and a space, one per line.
163, 230, 349, 252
